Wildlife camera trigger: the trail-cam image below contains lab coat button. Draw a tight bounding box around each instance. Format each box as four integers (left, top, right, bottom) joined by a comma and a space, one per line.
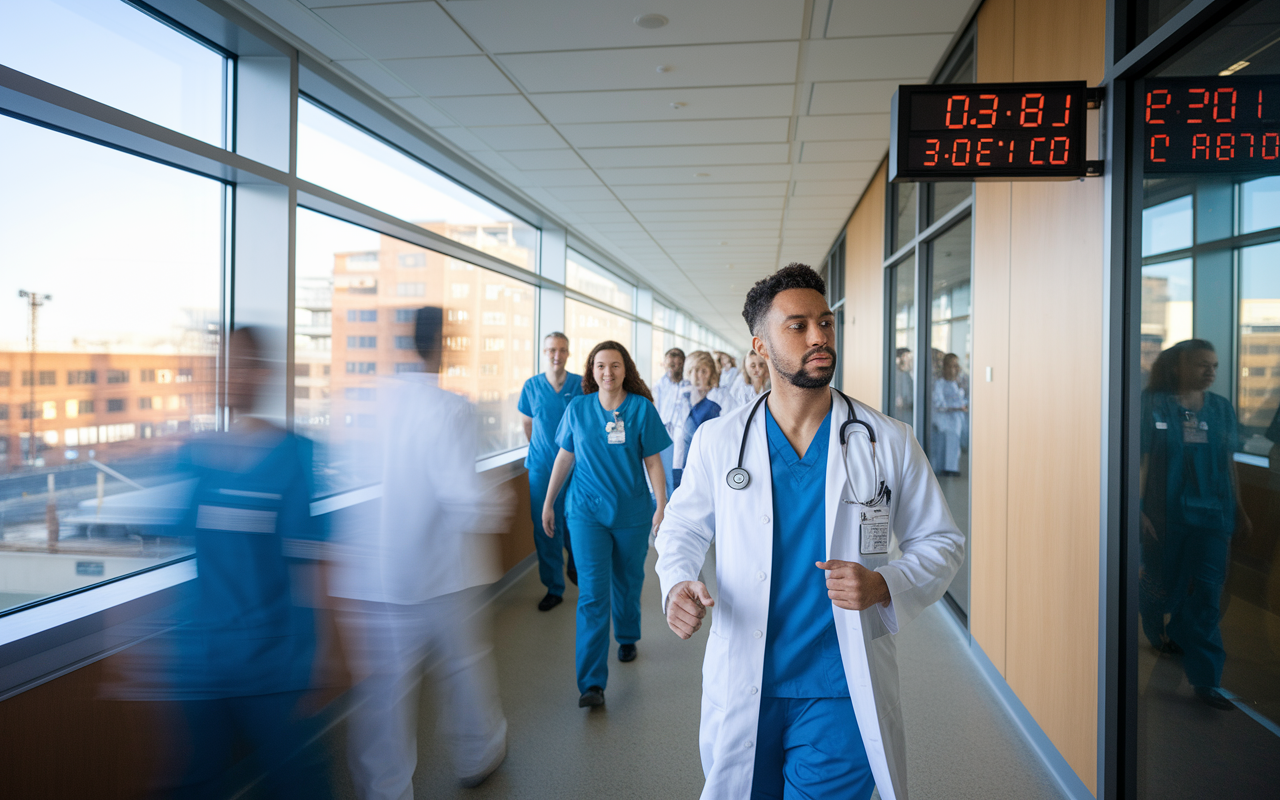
755, 571, 766, 581
753, 630, 763, 639
749, 686, 759, 695
744, 740, 754, 749
760, 514, 770, 524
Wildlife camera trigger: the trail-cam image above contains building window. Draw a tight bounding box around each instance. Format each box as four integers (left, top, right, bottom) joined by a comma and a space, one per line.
296, 364, 311, 378
398, 253, 425, 268
176, 368, 193, 383
347, 336, 377, 348
480, 364, 499, 376
446, 337, 470, 351
0, 404, 8, 420
78, 400, 94, 414
67, 370, 97, 385
140, 369, 156, 382
395, 362, 424, 374
451, 284, 471, 298
138, 397, 153, 410
484, 338, 506, 352
346, 362, 377, 375
485, 284, 503, 300
483, 312, 506, 326
446, 365, 468, 377
395, 336, 415, 350
107, 398, 125, 413
396, 282, 425, 297
344, 387, 376, 401
0, 371, 9, 387
449, 309, 470, 322
22, 370, 56, 386
107, 369, 129, 384
395, 308, 415, 323
347, 309, 377, 322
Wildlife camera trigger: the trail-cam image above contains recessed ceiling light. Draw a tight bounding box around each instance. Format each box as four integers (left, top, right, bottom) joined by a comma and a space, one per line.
695, 172, 711, 178
1220, 60, 1250, 76
670, 102, 686, 109
656, 65, 672, 73
635, 13, 669, 29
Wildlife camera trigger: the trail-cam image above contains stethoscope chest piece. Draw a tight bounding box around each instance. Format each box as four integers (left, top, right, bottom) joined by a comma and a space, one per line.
726, 467, 751, 490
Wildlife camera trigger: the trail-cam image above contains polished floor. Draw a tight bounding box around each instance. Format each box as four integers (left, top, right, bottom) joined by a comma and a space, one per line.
326, 547, 1063, 799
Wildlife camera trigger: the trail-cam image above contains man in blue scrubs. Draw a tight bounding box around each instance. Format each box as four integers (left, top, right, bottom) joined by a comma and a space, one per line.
754, 405, 872, 798
519, 332, 582, 611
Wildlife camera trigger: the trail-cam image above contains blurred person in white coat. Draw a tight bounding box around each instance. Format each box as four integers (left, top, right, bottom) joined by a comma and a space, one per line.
653, 348, 689, 499
330, 306, 508, 799
656, 264, 964, 800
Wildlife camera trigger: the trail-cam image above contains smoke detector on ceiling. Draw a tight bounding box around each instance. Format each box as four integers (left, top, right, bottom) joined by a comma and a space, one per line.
635, 13, 669, 29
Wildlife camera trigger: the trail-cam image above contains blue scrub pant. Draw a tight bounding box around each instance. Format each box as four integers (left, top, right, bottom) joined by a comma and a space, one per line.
529, 470, 574, 596
750, 697, 874, 800
570, 515, 649, 693
1164, 525, 1230, 689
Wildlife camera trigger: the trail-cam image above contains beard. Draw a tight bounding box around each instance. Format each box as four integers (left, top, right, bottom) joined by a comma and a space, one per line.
773, 344, 836, 389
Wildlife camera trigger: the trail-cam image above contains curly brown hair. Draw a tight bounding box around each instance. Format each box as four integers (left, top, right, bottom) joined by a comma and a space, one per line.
581, 340, 653, 402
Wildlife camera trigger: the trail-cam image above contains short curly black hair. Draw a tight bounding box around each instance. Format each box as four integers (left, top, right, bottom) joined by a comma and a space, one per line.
741, 263, 826, 335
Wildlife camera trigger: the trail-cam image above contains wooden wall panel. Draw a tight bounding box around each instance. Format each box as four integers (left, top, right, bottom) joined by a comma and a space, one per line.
844, 161, 888, 404
1013, 0, 1108, 85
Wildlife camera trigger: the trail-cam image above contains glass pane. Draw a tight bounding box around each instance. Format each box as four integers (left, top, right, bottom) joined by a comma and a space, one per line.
564, 299, 633, 377
890, 261, 916, 427
1240, 176, 1280, 234
0, 0, 227, 147
295, 209, 536, 496
298, 100, 539, 271
929, 182, 972, 225
1239, 241, 1280, 451
893, 183, 916, 253
925, 221, 972, 614
1142, 196, 1194, 256
0, 117, 222, 611
1141, 259, 1194, 384
566, 250, 633, 313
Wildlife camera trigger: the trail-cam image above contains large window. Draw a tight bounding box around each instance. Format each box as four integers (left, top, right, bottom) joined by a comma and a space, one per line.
295, 209, 536, 496
565, 298, 633, 377
2, 0, 229, 146
567, 250, 633, 312
298, 99, 539, 271
0, 116, 223, 612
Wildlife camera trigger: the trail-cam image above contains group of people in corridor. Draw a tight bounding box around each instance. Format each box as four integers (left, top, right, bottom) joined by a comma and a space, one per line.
142, 262, 969, 800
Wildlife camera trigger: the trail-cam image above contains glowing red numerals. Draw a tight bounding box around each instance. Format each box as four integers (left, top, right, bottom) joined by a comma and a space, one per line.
1052, 95, 1072, 127
1020, 94, 1045, 127
1146, 90, 1171, 124
945, 95, 970, 129
1029, 137, 1047, 164
975, 95, 999, 128
1192, 133, 1210, 159
1213, 88, 1237, 122
952, 139, 972, 166
1049, 137, 1071, 164
1187, 88, 1209, 123
977, 138, 994, 166
1150, 134, 1170, 163
924, 139, 941, 166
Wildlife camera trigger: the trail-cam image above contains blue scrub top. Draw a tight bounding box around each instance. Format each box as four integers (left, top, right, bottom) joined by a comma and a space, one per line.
761, 406, 850, 699
518, 372, 583, 472
173, 430, 324, 699
1140, 390, 1239, 532
555, 392, 672, 528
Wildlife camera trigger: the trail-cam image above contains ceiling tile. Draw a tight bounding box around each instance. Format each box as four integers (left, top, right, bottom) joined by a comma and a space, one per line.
809, 78, 924, 115
795, 114, 890, 141
825, 0, 972, 38
509, 169, 602, 187
548, 185, 617, 201
582, 143, 791, 169
382, 55, 516, 97
313, 2, 481, 60
499, 41, 801, 93
562, 198, 628, 212
631, 209, 783, 223
787, 194, 857, 209
598, 165, 793, 185
469, 124, 568, 150
444, 0, 804, 53
624, 196, 786, 212
334, 59, 416, 97
800, 140, 889, 162
560, 118, 790, 149
468, 150, 518, 171
575, 211, 638, 223
645, 219, 781, 232
432, 126, 490, 151
791, 180, 869, 196
613, 182, 789, 199
245, 0, 365, 60
805, 35, 950, 82
790, 161, 879, 181
391, 97, 456, 127
531, 85, 798, 124
499, 149, 587, 170
430, 95, 544, 125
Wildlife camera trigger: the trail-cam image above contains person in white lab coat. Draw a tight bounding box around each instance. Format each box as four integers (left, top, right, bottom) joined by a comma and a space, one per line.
731, 350, 770, 409
715, 351, 742, 395
330, 306, 508, 799
653, 348, 689, 499
656, 264, 964, 800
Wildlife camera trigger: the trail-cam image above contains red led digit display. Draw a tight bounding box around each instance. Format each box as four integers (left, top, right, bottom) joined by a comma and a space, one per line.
890, 81, 1088, 181
1144, 77, 1280, 173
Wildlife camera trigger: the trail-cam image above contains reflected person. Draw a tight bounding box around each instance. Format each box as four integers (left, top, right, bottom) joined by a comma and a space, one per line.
893, 348, 914, 423
162, 326, 331, 800
1139, 339, 1252, 710
930, 353, 966, 476
519, 332, 582, 611
331, 307, 508, 796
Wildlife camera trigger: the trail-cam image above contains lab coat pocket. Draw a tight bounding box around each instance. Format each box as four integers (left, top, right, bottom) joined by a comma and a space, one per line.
701, 630, 728, 711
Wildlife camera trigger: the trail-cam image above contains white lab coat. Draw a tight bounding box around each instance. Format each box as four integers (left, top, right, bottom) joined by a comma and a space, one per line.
655, 389, 964, 800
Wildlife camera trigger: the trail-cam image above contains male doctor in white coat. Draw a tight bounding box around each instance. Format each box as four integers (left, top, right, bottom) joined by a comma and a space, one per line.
656, 263, 964, 800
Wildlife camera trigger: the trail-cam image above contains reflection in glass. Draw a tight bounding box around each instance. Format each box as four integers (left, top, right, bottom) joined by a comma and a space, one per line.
0, 116, 221, 611
1142, 196, 1193, 256
892, 183, 916, 253
1238, 241, 1280, 447
929, 183, 972, 226
1240, 176, 1280, 234
926, 221, 971, 614
298, 100, 539, 270
567, 250, 633, 312
889, 261, 916, 427
0, 0, 228, 146
565, 299, 633, 378
295, 209, 536, 496
1141, 258, 1193, 383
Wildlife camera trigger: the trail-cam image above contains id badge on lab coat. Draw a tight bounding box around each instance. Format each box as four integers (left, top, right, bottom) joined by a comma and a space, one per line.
859, 506, 890, 555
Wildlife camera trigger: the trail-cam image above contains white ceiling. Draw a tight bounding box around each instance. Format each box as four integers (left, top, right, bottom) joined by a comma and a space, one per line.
236, 0, 975, 339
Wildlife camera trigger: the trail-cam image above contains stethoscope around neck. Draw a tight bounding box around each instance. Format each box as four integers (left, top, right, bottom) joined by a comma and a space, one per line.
726, 389, 889, 506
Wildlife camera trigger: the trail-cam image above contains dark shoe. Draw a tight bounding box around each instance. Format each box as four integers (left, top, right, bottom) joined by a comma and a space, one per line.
458, 737, 506, 788
567, 566, 578, 586
578, 686, 605, 708
537, 593, 563, 612
1194, 686, 1235, 711
618, 644, 637, 663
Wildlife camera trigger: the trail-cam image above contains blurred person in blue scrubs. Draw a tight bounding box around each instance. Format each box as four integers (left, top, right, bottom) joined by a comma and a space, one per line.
673, 351, 723, 491
161, 326, 332, 800
519, 332, 582, 611
542, 341, 671, 708
330, 306, 509, 798
1139, 339, 1251, 710
653, 347, 688, 500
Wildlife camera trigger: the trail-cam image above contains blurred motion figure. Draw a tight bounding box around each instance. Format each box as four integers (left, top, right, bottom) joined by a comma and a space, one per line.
330, 306, 508, 798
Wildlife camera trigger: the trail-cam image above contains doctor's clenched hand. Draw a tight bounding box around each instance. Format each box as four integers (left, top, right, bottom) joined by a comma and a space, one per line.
817, 560, 892, 611
666, 581, 716, 639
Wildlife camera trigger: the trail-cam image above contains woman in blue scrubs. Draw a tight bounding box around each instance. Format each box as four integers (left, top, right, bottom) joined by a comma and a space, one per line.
542, 340, 671, 708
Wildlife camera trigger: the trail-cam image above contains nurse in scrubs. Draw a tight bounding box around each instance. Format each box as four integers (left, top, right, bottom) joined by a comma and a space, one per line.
542, 340, 671, 708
